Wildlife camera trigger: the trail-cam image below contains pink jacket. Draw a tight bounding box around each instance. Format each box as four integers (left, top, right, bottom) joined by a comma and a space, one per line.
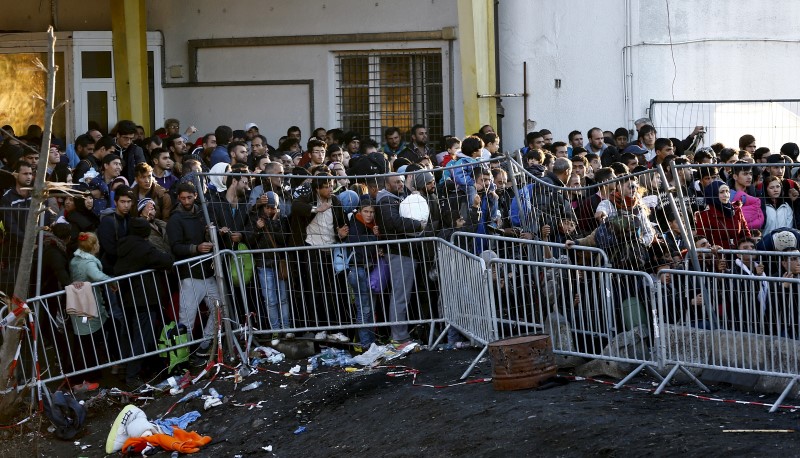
731, 190, 764, 230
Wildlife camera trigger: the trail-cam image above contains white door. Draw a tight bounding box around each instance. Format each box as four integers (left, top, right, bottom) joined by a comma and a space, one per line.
75, 49, 116, 135
79, 81, 117, 135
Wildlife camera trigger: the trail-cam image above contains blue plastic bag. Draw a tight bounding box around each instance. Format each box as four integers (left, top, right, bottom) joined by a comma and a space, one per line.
369, 256, 390, 293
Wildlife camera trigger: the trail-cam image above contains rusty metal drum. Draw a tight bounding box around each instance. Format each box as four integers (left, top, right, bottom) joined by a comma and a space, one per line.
488, 334, 557, 391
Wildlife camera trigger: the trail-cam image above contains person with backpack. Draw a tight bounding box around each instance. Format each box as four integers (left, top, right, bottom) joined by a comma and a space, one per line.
114, 217, 175, 388
96, 185, 134, 273
376, 174, 425, 344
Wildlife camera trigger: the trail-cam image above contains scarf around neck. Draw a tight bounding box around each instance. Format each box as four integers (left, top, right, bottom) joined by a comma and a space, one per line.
355, 212, 376, 231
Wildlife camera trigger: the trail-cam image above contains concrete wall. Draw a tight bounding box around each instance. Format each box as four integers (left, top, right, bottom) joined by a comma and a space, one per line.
1, 0, 460, 145
149, 0, 461, 144
498, 0, 627, 148
0, 0, 111, 31
498, 0, 800, 150
5, 0, 800, 151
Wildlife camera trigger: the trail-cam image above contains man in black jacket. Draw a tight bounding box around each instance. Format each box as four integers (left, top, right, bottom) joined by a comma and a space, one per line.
208, 164, 250, 250
113, 120, 147, 185
114, 217, 174, 387
96, 185, 134, 273
167, 182, 220, 349
376, 174, 424, 343
0, 160, 33, 290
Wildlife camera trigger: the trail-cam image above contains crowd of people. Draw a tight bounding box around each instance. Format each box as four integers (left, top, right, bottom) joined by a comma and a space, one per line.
1, 116, 800, 389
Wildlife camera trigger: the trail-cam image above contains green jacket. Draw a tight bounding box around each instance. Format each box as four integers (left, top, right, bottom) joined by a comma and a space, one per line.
68, 249, 110, 335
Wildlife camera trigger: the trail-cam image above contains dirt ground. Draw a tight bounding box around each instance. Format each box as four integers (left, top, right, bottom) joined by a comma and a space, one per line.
1, 345, 799, 457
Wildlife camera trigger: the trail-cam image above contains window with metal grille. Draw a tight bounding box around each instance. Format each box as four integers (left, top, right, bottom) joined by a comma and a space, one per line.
335, 49, 444, 151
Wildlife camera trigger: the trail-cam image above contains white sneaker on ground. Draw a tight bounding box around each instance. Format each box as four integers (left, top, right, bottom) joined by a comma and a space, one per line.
105, 405, 160, 454
329, 332, 350, 342
314, 331, 328, 340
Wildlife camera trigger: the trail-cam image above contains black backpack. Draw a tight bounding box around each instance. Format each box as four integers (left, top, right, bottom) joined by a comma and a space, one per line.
349, 152, 388, 176
42, 387, 87, 440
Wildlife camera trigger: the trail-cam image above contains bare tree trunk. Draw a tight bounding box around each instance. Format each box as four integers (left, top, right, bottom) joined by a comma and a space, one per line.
0, 27, 59, 422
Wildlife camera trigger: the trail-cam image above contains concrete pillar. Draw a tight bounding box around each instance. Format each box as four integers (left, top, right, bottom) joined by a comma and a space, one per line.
457, 0, 497, 135
110, 0, 149, 129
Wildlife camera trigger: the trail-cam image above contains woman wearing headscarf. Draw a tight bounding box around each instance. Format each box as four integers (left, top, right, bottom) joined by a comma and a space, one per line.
207, 161, 230, 198
694, 180, 751, 249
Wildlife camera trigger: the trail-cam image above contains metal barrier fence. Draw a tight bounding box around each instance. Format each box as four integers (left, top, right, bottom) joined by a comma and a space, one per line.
16, 252, 226, 387
650, 99, 800, 151
506, 156, 677, 272
431, 240, 493, 379
483, 256, 669, 388
9, 154, 800, 407
449, 231, 610, 267
658, 268, 800, 412
0, 207, 36, 295
227, 238, 446, 348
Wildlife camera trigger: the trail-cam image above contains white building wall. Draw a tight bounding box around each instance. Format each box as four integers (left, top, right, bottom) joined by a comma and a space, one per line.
499, 0, 800, 149
149, 0, 461, 143
498, 0, 627, 148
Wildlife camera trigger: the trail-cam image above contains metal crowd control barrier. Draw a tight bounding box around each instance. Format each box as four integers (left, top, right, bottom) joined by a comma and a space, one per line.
449, 232, 610, 267
650, 98, 800, 149
430, 240, 494, 379
658, 268, 800, 412
18, 252, 225, 387
484, 256, 669, 389
0, 207, 37, 294
225, 237, 445, 347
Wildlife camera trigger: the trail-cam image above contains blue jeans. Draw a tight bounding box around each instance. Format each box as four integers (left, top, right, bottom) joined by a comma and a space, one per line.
347, 266, 375, 346
257, 266, 290, 331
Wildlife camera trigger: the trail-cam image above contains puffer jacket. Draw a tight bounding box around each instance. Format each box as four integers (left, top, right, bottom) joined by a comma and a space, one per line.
730, 190, 764, 230
763, 201, 795, 236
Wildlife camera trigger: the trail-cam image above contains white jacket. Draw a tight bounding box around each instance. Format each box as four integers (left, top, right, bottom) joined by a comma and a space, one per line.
763, 202, 794, 236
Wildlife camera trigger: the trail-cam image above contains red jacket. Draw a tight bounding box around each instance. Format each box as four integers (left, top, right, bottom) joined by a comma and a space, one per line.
694, 202, 751, 249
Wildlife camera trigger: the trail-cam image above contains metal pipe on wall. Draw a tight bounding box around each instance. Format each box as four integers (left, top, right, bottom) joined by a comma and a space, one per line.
493, 0, 503, 139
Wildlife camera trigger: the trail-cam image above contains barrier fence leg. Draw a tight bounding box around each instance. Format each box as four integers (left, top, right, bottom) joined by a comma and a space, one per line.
460, 344, 489, 380
430, 324, 451, 351
769, 377, 798, 413
654, 364, 682, 394
614, 362, 649, 389
644, 365, 665, 383
678, 365, 710, 393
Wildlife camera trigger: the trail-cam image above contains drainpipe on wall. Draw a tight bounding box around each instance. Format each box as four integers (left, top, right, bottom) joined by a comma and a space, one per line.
494, 0, 504, 139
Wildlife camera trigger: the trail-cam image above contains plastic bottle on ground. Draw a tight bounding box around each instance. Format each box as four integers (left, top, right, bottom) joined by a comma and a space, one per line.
240, 381, 263, 392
